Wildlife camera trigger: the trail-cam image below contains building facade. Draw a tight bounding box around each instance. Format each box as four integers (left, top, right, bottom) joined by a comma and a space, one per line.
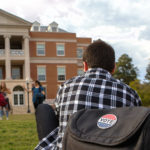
0, 9, 92, 114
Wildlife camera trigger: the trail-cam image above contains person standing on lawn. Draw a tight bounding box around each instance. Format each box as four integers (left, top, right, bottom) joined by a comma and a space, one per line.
24, 80, 45, 109
0, 82, 11, 120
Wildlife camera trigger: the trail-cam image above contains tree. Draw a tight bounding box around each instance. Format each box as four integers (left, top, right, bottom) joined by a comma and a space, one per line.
130, 80, 150, 106
129, 79, 143, 99
145, 63, 150, 82
113, 54, 138, 85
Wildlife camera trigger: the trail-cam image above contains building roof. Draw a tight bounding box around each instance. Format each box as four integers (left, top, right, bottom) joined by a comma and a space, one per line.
50, 21, 58, 26
39, 26, 67, 32
0, 9, 68, 33
31, 21, 68, 33
0, 9, 32, 27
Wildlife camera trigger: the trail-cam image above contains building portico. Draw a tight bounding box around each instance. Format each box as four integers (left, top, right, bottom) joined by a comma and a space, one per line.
0, 9, 34, 113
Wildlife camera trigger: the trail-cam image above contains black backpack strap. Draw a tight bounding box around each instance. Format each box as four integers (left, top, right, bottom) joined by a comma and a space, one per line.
39, 86, 42, 93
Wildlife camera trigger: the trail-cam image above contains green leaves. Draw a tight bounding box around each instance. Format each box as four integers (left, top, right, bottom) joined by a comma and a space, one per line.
130, 80, 150, 106
145, 63, 150, 82
113, 54, 138, 85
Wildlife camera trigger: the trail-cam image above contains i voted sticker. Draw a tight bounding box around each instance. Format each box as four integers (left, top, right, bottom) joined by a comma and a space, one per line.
97, 114, 117, 129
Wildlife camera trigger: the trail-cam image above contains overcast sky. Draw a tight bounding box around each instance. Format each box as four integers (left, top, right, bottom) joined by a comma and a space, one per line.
1, 0, 150, 81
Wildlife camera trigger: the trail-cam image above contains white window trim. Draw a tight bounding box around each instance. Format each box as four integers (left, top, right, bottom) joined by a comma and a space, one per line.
77, 47, 83, 49
36, 42, 46, 56
13, 91, 25, 106
57, 66, 66, 82
56, 43, 65, 56
37, 65, 46, 82
77, 47, 84, 59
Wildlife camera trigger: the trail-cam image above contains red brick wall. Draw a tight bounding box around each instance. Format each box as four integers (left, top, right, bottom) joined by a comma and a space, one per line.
30, 32, 76, 39
29, 41, 77, 58
30, 63, 77, 99
77, 37, 92, 44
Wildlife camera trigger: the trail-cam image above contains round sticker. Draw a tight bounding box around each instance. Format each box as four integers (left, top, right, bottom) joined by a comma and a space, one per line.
97, 114, 117, 129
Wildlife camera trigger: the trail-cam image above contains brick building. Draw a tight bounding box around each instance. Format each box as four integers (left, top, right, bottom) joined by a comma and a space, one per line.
0, 9, 92, 114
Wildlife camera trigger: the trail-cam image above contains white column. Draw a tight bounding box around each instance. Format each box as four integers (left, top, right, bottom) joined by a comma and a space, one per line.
24, 35, 30, 80
4, 35, 11, 80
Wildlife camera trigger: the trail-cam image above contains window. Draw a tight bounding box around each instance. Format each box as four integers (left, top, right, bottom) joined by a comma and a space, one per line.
12, 67, 20, 79
0, 68, 3, 79
36, 43, 45, 56
52, 27, 57, 32
77, 48, 83, 59
78, 69, 84, 76
13, 86, 24, 106
14, 94, 24, 105
14, 94, 18, 105
34, 26, 39, 31
19, 94, 24, 105
57, 44, 65, 56
57, 67, 66, 81
37, 67, 46, 81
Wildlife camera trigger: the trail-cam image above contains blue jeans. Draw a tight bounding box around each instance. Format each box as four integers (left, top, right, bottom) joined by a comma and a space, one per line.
0, 109, 2, 118
0, 106, 9, 118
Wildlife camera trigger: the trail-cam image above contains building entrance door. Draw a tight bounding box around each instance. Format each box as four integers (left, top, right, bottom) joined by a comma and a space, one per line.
13, 86, 24, 106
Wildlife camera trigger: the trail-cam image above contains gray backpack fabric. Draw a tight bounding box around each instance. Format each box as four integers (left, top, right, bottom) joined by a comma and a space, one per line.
63, 107, 150, 150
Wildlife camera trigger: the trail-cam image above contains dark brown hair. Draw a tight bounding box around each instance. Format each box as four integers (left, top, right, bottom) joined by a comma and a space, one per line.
35, 80, 41, 87
83, 40, 115, 72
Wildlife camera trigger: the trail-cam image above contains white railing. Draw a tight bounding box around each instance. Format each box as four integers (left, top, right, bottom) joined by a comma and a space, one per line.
10, 49, 24, 56
0, 49, 5, 56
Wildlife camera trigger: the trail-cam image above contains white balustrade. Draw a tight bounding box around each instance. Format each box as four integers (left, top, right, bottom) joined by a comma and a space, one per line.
10, 49, 25, 56
0, 49, 5, 56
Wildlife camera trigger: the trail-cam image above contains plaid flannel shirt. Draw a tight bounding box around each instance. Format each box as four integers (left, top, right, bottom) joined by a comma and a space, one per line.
35, 68, 141, 150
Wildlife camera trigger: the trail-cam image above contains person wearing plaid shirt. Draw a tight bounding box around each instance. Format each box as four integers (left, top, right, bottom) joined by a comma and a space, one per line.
35, 40, 141, 150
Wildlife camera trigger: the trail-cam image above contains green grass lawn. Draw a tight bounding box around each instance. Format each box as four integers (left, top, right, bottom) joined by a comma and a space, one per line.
0, 114, 39, 150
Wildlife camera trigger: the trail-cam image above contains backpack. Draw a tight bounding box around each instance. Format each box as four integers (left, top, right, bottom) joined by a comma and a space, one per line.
0, 93, 7, 107
39, 86, 46, 100
63, 107, 150, 150
34, 86, 45, 107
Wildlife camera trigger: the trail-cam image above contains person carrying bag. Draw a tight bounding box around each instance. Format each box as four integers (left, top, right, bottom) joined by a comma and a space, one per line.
24, 80, 45, 110
0, 82, 11, 120
34, 85, 46, 108
31, 80, 45, 109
